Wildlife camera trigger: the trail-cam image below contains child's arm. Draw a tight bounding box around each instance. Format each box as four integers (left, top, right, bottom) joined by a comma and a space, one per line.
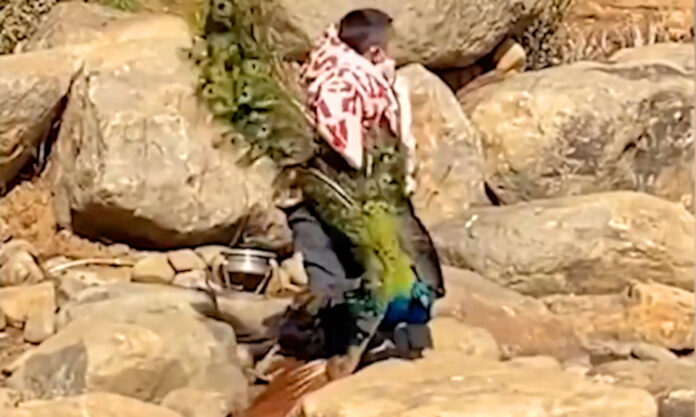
393, 75, 418, 195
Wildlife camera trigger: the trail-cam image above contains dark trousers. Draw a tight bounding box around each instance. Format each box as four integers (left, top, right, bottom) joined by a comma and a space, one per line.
279, 200, 444, 359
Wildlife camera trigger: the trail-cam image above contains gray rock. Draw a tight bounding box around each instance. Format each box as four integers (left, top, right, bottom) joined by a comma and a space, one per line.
168, 250, 207, 273
302, 351, 658, 417
460, 48, 694, 210
5, 392, 184, 417
36, 10, 277, 248
431, 192, 694, 296
251, 0, 550, 68
0, 48, 81, 190
132, 254, 175, 284
397, 64, 489, 225
7, 310, 246, 404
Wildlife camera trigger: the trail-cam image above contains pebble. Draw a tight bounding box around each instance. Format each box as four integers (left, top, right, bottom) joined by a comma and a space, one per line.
132, 254, 175, 284
167, 249, 207, 272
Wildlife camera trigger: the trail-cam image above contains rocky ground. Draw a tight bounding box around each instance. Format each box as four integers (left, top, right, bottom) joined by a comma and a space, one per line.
0, 1, 694, 417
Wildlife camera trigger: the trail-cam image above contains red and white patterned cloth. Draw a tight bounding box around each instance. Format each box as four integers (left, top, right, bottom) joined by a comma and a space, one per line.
301, 25, 416, 192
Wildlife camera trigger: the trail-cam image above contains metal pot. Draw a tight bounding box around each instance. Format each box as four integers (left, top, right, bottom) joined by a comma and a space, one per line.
223, 248, 277, 291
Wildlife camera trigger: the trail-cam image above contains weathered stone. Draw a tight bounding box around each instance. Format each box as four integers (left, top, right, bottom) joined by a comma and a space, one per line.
609, 43, 694, 73
0, 388, 22, 411
33, 8, 277, 248
162, 388, 242, 417
168, 249, 206, 273
426, 317, 500, 359
172, 270, 208, 290
251, 0, 549, 68
0, 282, 56, 328
0, 251, 44, 287
7, 310, 246, 404
460, 49, 693, 209
132, 254, 175, 284
23, 304, 55, 344
397, 64, 489, 224
5, 392, 184, 417
591, 359, 694, 417
431, 192, 694, 296
51, 264, 133, 306
302, 351, 657, 417
55, 282, 291, 341
545, 282, 694, 351
434, 266, 588, 362
0, 48, 81, 190
0, 240, 37, 266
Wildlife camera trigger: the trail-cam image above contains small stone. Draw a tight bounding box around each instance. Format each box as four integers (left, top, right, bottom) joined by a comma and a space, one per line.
161, 388, 235, 417
132, 254, 175, 284
0, 282, 56, 328
23, 303, 56, 343
0, 239, 37, 265
168, 249, 207, 272
427, 316, 501, 360
0, 388, 22, 410
172, 270, 208, 290
0, 251, 44, 287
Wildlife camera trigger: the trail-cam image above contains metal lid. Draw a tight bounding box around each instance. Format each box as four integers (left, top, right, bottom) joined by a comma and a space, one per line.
223, 248, 277, 259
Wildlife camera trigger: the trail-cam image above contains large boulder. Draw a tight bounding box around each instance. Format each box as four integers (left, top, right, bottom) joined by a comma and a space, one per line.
430, 191, 694, 296
301, 351, 657, 417
250, 0, 548, 68
591, 359, 694, 417
23, 3, 277, 248
544, 281, 694, 351
459, 44, 694, 209
5, 310, 248, 408
0, 48, 81, 190
5, 392, 183, 417
435, 266, 588, 361
397, 64, 489, 224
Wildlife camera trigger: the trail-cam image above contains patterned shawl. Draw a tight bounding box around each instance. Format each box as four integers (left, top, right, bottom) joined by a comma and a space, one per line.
300, 25, 415, 180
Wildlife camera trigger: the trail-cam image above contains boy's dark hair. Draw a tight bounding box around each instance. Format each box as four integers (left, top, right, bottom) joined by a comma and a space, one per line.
338, 8, 393, 55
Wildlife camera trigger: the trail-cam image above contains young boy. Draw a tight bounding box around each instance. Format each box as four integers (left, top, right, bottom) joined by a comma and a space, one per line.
279, 8, 444, 359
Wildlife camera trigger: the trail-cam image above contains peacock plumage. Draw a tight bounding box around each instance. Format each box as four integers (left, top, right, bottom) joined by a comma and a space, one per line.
189, 2, 443, 409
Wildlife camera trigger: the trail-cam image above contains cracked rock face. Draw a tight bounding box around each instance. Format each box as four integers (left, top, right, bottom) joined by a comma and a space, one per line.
459, 43, 694, 211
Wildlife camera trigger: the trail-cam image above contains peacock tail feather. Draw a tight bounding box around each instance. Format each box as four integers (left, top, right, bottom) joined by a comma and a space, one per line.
189, 0, 423, 345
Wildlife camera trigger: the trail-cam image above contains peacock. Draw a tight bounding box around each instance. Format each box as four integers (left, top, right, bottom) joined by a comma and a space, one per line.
187, 1, 444, 416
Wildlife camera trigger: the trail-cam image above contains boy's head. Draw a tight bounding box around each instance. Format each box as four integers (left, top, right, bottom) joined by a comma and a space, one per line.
338, 8, 393, 56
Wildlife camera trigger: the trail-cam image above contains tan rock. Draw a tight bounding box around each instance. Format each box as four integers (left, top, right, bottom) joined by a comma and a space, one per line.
5, 392, 183, 417
0, 48, 81, 190
0, 388, 22, 411
51, 264, 132, 306
431, 192, 694, 296
546, 282, 694, 351
0, 307, 6, 330
0, 239, 37, 265
493, 37, 526, 73
0, 282, 56, 328
23, 303, 55, 344
162, 388, 241, 417
0, 251, 44, 287
609, 43, 694, 73
29, 5, 277, 248
460, 51, 693, 209
427, 317, 500, 359
397, 64, 489, 224
591, 359, 694, 417
54, 282, 291, 341
7, 311, 246, 404
435, 266, 587, 362
302, 351, 657, 417
172, 270, 208, 290
248, 0, 549, 68
132, 254, 175, 284
168, 250, 207, 273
